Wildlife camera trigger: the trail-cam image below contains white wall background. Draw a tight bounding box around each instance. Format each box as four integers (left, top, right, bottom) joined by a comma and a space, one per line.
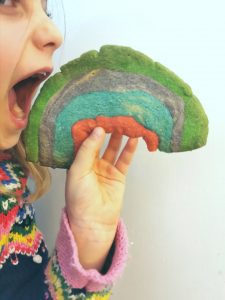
34, 0, 225, 299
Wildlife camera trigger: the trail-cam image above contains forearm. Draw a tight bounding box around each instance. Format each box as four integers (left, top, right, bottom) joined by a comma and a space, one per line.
69, 220, 117, 272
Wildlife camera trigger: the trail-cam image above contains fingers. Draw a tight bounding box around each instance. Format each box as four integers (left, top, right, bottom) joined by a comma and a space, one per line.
70, 127, 138, 178
70, 127, 106, 175
115, 137, 139, 175
102, 132, 123, 164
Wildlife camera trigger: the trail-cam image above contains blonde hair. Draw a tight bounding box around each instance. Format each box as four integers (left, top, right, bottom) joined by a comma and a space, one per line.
0, 138, 51, 203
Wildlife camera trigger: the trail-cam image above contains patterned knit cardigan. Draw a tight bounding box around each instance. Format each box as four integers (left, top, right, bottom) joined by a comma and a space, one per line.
0, 152, 129, 300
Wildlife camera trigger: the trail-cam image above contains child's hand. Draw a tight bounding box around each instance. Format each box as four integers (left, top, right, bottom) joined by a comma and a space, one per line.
65, 126, 138, 234
65, 127, 138, 270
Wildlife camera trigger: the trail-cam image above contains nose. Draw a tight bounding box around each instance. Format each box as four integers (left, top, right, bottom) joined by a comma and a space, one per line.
32, 14, 63, 54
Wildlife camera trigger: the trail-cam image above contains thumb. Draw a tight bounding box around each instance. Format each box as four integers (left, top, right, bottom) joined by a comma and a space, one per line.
70, 127, 106, 174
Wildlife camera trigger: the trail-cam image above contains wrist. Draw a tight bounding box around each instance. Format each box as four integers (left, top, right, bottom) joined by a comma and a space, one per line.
65, 205, 119, 270
65, 206, 118, 242
71, 223, 116, 271
71, 218, 117, 241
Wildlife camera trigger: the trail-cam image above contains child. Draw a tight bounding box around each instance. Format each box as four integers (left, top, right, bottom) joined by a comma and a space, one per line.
0, 1, 138, 299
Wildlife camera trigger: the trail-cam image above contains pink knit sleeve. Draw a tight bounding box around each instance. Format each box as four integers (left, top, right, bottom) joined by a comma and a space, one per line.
52, 207, 129, 293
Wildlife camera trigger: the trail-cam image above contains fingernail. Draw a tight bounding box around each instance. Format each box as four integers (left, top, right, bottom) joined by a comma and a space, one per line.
92, 127, 103, 138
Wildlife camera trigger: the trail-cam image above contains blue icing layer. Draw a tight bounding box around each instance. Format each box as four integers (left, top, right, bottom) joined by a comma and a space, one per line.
53, 90, 173, 166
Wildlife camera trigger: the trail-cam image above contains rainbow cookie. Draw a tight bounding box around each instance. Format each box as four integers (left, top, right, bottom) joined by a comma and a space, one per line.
23, 45, 208, 169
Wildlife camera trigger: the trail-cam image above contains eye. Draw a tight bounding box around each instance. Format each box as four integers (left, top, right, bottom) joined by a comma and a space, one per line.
0, 0, 52, 18
0, 0, 15, 5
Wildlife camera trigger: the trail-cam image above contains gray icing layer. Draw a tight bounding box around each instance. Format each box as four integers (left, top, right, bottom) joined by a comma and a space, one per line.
39, 69, 185, 167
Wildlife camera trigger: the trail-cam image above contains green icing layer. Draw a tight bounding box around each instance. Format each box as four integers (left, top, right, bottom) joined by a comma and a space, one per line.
53, 90, 173, 167
23, 45, 208, 162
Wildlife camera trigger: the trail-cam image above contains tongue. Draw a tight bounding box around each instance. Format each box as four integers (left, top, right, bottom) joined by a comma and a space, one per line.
14, 78, 33, 111
8, 88, 26, 119
9, 78, 35, 119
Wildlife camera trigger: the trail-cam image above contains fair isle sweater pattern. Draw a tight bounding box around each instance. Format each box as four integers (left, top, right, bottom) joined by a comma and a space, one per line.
0, 154, 113, 300
0, 156, 43, 269
45, 251, 112, 299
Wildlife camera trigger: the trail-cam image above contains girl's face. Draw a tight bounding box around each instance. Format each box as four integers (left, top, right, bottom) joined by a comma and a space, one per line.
0, 0, 63, 150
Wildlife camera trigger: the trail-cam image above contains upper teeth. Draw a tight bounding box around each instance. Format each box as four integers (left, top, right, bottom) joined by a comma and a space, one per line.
31, 72, 47, 79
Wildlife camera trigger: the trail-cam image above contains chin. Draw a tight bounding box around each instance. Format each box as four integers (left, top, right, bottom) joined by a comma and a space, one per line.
0, 133, 21, 151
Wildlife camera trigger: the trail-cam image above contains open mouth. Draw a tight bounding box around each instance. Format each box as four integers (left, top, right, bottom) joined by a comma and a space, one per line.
8, 71, 51, 127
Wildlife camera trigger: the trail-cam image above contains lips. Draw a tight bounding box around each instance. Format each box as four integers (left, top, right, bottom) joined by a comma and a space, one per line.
8, 69, 53, 129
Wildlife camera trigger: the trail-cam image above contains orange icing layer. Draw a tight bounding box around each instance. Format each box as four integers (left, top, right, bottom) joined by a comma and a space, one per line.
71, 116, 158, 152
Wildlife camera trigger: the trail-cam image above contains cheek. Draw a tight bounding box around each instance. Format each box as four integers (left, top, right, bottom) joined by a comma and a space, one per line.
0, 20, 29, 151
0, 21, 29, 91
